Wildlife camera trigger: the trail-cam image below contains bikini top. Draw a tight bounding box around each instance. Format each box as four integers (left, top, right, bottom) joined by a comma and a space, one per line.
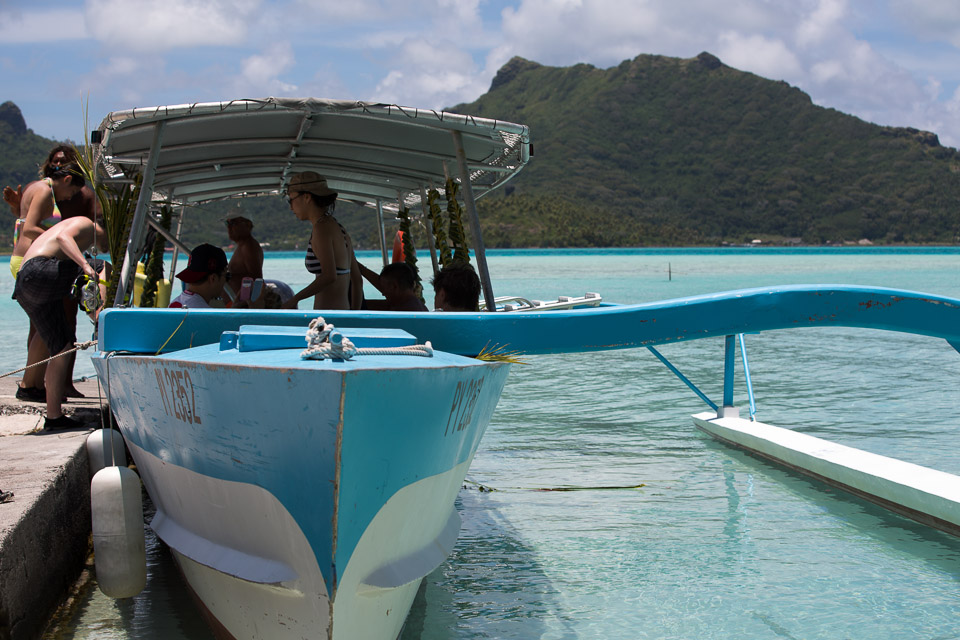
305, 222, 351, 276
13, 178, 62, 247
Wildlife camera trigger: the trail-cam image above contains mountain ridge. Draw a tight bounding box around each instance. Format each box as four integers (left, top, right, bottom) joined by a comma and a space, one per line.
454, 52, 960, 246
1, 52, 958, 249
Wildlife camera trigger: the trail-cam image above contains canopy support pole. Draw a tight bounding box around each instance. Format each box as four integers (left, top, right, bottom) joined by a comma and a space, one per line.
115, 121, 165, 306
451, 130, 495, 311
376, 199, 388, 267
169, 204, 186, 278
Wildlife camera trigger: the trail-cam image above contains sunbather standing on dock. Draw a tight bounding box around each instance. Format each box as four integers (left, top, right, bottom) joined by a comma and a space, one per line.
12, 216, 108, 430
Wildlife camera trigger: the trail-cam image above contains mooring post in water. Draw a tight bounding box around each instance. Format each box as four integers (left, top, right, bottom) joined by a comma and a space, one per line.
669, 262, 672, 281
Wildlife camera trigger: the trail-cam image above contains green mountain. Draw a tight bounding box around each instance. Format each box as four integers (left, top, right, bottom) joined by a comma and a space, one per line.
3, 52, 960, 249
0, 101, 59, 198
454, 53, 960, 246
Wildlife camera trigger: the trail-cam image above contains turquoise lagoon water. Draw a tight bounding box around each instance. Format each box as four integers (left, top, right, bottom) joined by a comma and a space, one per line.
6, 248, 958, 639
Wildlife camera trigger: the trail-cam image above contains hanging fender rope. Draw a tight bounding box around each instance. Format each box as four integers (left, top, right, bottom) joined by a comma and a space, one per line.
0, 340, 98, 379
301, 317, 433, 361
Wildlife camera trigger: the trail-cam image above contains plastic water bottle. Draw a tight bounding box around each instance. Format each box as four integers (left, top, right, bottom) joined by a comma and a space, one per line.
239, 277, 253, 302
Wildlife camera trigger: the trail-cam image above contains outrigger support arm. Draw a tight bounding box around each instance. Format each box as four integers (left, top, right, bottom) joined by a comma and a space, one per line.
115, 121, 166, 307
451, 130, 495, 311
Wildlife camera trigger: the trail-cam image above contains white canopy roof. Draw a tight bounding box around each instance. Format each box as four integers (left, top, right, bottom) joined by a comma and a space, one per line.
94, 97, 531, 209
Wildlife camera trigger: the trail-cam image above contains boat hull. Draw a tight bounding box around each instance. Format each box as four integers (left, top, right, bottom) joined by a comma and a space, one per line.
92, 335, 509, 640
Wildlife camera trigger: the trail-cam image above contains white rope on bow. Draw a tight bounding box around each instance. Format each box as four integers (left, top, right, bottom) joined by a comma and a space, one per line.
301, 317, 433, 361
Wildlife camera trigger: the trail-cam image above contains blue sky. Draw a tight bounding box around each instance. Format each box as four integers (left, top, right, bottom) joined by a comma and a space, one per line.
3, 0, 960, 147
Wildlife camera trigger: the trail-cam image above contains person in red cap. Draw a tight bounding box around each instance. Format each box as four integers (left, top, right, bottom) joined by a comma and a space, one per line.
169, 243, 229, 309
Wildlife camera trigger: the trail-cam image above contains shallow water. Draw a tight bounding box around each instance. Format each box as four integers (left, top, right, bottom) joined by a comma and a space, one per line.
12, 248, 959, 639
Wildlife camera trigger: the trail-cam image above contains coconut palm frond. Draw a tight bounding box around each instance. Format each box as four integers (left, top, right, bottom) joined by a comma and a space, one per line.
74, 96, 141, 307
475, 343, 526, 364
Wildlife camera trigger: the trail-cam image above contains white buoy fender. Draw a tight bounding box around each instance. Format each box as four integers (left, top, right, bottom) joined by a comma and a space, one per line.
91, 466, 146, 598
86, 428, 128, 476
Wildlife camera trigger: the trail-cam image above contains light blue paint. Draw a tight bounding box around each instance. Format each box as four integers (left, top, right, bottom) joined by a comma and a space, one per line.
98, 285, 960, 357
93, 334, 509, 597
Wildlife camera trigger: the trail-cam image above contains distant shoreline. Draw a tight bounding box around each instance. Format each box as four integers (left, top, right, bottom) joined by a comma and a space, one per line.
2, 244, 960, 259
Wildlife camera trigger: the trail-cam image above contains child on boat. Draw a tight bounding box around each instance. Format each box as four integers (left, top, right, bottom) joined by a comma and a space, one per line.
358, 262, 428, 311
432, 262, 480, 312
169, 244, 229, 309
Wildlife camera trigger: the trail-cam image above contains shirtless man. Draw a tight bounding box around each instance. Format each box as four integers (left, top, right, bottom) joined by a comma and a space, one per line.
13, 217, 108, 430
224, 215, 263, 294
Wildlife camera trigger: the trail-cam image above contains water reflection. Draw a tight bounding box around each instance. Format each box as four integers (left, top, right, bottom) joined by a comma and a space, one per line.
49, 496, 212, 640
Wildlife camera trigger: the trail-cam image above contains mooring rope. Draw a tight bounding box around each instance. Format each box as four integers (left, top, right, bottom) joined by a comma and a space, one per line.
0, 340, 98, 379
301, 317, 434, 361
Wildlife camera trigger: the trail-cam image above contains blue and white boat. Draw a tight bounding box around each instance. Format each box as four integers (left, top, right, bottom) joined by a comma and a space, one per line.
90, 98, 529, 640
89, 98, 960, 639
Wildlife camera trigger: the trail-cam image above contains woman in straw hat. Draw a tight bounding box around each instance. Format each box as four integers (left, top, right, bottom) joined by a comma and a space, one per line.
282, 172, 361, 310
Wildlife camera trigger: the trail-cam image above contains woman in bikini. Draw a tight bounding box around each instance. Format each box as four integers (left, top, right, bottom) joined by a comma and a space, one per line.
282, 171, 362, 310
10, 163, 85, 401
6, 148, 98, 401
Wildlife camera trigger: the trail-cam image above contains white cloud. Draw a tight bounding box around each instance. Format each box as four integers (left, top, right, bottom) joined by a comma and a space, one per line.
717, 32, 803, 79
84, 0, 261, 51
890, 0, 960, 47
795, 0, 846, 48
234, 43, 298, 95
0, 8, 89, 42
373, 39, 486, 109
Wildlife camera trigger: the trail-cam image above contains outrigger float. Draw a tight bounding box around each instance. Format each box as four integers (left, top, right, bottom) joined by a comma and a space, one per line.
87, 98, 960, 640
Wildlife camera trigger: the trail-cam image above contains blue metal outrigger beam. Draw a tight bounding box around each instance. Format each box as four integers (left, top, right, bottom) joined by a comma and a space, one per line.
648, 333, 759, 421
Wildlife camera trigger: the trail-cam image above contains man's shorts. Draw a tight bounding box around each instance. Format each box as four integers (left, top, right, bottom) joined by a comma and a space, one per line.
13, 256, 82, 355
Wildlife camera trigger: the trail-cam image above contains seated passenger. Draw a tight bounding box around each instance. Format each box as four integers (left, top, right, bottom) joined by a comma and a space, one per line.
169, 244, 228, 309
224, 215, 263, 294
431, 262, 480, 312
359, 262, 428, 311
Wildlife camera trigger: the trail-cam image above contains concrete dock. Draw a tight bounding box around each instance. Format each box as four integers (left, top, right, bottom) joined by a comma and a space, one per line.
0, 375, 107, 640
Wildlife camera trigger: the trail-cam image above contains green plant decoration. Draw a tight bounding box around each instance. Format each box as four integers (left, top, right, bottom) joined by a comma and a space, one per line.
74, 98, 143, 307
445, 178, 470, 265
72, 152, 140, 308
427, 188, 452, 267
140, 205, 171, 308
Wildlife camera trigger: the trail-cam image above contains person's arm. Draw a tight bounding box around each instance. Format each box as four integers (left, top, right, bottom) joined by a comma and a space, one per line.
3, 185, 22, 217
350, 257, 363, 309
58, 227, 98, 278
358, 261, 383, 293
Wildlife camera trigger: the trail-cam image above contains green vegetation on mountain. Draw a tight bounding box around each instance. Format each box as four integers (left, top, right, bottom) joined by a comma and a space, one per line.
454, 53, 960, 245
2, 51, 959, 249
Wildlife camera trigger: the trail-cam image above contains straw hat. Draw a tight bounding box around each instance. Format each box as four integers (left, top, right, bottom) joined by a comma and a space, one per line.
288, 171, 337, 198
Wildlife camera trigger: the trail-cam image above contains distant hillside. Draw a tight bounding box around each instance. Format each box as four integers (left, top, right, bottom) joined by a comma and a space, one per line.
4, 53, 960, 250
452, 53, 960, 245
0, 101, 58, 197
